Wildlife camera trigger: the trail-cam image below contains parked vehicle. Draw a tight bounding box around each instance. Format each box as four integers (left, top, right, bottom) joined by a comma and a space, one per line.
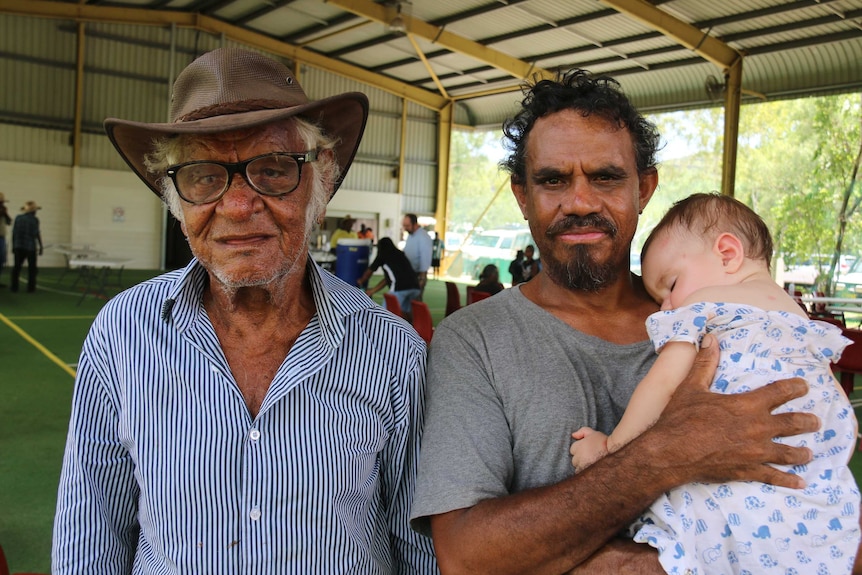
776, 254, 856, 289
459, 227, 537, 284
835, 257, 862, 298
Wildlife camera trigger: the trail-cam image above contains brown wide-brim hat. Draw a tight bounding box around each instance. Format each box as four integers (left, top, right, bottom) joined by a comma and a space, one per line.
104, 47, 368, 200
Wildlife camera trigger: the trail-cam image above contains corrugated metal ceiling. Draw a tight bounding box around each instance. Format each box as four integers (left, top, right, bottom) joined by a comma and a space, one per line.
2, 0, 861, 127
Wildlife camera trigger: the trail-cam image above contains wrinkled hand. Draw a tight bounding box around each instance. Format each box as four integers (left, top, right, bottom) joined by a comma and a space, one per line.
642, 334, 818, 489
570, 427, 609, 473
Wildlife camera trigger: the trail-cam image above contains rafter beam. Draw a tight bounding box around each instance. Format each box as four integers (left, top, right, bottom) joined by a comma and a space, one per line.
600, 0, 741, 70
325, 0, 555, 82
0, 0, 448, 110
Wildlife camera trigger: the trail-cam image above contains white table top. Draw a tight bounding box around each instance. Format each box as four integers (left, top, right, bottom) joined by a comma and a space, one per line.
68, 258, 132, 269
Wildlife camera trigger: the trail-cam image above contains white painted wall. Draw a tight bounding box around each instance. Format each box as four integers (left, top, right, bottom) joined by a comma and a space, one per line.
1, 160, 73, 268
0, 160, 406, 271
327, 188, 405, 244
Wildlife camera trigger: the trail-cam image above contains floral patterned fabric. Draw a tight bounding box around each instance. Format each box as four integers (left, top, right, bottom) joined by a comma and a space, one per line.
630, 302, 861, 575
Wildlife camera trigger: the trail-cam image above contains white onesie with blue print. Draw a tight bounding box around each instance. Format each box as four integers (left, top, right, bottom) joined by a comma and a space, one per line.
629, 302, 861, 575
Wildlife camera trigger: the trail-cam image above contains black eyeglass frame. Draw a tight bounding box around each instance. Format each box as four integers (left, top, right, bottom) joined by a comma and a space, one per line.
166, 150, 319, 205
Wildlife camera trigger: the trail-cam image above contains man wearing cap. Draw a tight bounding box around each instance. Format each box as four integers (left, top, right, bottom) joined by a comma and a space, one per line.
10, 200, 42, 293
0, 193, 10, 285
53, 48, 437, 574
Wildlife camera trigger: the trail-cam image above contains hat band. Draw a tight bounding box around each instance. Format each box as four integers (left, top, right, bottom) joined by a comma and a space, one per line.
177, 99, 302, 122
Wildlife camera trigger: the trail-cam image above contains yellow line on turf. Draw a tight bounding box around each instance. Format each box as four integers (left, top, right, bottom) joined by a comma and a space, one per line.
5, 316, 96, 320
0, 311, 77, 378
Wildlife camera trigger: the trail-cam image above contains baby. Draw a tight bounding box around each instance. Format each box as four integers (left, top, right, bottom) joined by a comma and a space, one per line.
570, 192, 861, 574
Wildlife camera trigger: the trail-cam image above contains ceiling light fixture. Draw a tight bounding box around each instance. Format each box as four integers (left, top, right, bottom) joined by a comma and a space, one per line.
387, 1, 411, 35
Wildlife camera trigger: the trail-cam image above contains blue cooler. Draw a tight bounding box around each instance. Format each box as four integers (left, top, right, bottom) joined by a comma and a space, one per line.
335, 239, 371, 286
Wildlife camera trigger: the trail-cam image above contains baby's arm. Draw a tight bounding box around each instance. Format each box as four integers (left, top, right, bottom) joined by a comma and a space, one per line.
570, 427, 610, 473
606, 341, 699, 453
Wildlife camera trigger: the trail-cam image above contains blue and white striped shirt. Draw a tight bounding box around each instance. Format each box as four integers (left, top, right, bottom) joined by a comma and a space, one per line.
53, 258, 439, 574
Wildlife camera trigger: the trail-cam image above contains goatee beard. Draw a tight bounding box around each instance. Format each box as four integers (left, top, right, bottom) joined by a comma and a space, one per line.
544, 244, 619, 292
543, 214, 620, 292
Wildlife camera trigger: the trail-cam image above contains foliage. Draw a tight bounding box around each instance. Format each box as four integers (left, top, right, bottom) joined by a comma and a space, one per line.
446, 94, 862, 295
447, 130, 523, 234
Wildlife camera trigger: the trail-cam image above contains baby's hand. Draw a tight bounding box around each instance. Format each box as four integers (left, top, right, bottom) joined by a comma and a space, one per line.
570, 427, 609, 473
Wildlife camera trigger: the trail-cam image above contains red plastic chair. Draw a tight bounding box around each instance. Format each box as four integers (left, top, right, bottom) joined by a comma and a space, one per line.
411, 300, 434, 344
813, 316, 845, 329
834, 328, 862, 397
467, 288, 492, 304
445, 281, 462, 317
382, 292, 403, 318
0, 543, 47, 575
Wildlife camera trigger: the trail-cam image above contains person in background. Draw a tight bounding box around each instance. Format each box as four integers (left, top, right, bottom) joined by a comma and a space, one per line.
473, 264, 504, 296
357, 223, 375, 241
358, 237, 422, 322
570, 192, 860, 574
53, 47, 436, 575
10, 200, 42, 293
0, 192, 10, 286
410, 68, 819, 573
431, 232, 443, 279
508, 249, 525, 285
329, 214, 358, 253
521, 243, 540, 281
402, 213, 432, 300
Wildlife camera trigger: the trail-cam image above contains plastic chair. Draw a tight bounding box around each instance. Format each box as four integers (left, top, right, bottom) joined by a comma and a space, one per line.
0, 543, 47, 575
445, 282, 461, 316
411, 300, 434, 344
792, 290, 808, 313
467, 288, 492, 304
834, 328, 862, 397
812, 316, 845, 329
809, 290, 846, 325
382, 292, 403, 318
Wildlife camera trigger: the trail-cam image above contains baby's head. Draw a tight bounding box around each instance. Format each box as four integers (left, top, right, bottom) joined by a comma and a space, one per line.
640, 193, 774, 309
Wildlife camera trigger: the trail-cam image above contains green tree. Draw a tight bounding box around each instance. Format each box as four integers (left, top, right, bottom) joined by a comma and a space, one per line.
447, 129, 522, 234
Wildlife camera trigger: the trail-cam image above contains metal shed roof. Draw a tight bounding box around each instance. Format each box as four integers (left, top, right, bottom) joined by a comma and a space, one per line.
2, 0, 860, 129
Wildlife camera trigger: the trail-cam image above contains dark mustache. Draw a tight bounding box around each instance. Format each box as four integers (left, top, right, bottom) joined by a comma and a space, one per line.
545, 214, 618, 237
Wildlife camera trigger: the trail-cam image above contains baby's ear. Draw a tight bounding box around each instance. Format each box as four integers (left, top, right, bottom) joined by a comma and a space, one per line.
714, 232, 745, 273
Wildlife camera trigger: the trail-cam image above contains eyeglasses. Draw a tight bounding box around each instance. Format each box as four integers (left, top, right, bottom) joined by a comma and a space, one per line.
166, 151, 318, 205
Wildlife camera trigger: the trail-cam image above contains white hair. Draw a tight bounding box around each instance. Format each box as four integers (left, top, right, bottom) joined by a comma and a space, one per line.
144, 116, 340, 235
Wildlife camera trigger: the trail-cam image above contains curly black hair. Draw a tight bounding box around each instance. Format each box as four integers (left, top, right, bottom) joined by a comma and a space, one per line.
500, 69, 661, 184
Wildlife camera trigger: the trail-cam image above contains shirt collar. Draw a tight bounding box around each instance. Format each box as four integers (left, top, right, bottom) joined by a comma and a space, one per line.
160, 255, 377, 348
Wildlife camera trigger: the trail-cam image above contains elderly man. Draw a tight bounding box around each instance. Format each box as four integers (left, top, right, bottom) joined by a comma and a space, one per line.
11, 200, 42, 293
53, 48, 437, 574
411, 69, 821, 573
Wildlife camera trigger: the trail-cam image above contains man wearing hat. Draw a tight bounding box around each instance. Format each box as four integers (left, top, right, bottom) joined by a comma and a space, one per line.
0, 193, 10, 285
53, 48, 437, 574
10, 200, 42, 293
329, 213, 358, 253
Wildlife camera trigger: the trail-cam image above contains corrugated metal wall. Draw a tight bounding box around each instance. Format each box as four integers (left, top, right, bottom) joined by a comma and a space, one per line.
0, 13, 442, 217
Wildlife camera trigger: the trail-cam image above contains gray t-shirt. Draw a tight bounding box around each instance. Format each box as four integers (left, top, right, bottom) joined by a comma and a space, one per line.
411, 286, 656, 534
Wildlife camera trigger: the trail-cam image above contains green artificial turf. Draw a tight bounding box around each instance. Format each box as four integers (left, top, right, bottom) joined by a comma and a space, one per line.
2, 267, 861, 572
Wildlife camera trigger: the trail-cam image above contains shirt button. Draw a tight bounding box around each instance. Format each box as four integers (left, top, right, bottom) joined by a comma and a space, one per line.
249, 429, 261, 441
250, 507, 261, 521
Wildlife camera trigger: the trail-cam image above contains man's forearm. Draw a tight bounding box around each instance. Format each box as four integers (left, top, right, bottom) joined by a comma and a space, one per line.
431, 441, 669, 575
567, 537, 664, 574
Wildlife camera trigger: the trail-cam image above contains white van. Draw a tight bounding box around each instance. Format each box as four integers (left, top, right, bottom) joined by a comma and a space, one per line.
459, 227, 537, 284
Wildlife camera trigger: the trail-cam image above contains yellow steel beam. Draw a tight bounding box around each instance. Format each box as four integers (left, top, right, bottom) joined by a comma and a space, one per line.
0, 0, 448, 110
435, 102, 453, 243
327, 0, 555, 82
721, 60, 743, 197
407, 33, 449, 99
600, 0, 741, 70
